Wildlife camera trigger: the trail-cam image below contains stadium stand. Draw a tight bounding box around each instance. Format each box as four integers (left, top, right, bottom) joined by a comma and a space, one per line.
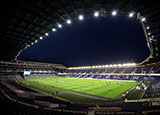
0, 0, 160, 114
0, 61, 160, 115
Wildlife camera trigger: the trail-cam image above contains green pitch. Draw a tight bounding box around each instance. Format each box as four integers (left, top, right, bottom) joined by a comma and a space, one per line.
16, 77, 139, 104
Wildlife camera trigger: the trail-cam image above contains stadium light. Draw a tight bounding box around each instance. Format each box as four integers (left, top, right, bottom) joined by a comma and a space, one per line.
156, 53, 159, 56
109, 64, 113, 67
131, 63, 136, 66
147, 26, 150, 30
126, 63, 136, 66
45, 33, 48, 36
92, 66, 95, 68
95, 66, 98, 68
67, 63, 136, 70
113, 64, 117, 67
129, 12, 134, 17
67, 19, 71, 24
125, 63, 130, 67
39, 36, 43, 40
52, 28, 56, 32
141, 17, 146, 22
94, 11, 99, 17
102, 65, 105, 68
88, 66, 91, 69
105, 65, 109, 68
112, 10, 117, 16
122, 64, 125, 67
35, 40, 38, 43
79, 15, 84, 20
98, 65, 102, 68
58, 24, 62, 28
118, 64, 122, 67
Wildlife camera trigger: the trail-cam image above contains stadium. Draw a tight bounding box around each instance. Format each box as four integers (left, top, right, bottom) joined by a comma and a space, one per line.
0, 0, 160, 115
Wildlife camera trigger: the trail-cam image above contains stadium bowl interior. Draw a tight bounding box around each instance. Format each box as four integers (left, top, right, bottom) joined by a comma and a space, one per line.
0, 0, 160, 115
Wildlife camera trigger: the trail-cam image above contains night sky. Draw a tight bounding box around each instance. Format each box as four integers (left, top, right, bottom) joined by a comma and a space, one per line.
18, 16, 150, 67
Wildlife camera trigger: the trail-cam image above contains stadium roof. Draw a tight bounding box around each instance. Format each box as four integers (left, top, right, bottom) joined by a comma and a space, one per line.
0, 0, 160, 63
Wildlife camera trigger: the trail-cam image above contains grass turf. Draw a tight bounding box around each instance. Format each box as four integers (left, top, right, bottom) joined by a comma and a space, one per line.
16, 77, 139, 103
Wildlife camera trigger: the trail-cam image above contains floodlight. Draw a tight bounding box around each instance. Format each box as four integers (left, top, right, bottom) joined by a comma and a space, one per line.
102, 65, 105, 68
118, 64, 122, 67
52, 28, 56, 32
122, 64, 126, 66
109, 64, 113, 67
112, 11, 117, 16
67, 19, 71, 24
98, 65, 102, 68
58, 24, 62, 28
35, 40, 38, 43
132, 63, 136, 66
94, 11, 99, 17
129, 12, 134, 17
125, 63, 136, 66
39, 36, 43, 40
147, 26, 150, 30
125, 63, 130, 66
45, 33, 48, 36
105, 65, 109, 67
92, 66, 96, 68
141, 17, 146, 22
113, 64, 117, 67
79, 15, 84, 20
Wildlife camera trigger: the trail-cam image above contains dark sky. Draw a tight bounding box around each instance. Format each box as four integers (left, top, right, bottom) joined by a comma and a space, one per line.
18, 16, 150, 67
